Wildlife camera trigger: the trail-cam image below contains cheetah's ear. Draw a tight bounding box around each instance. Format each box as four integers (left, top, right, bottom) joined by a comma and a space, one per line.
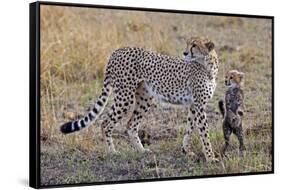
205, 41, 215, 51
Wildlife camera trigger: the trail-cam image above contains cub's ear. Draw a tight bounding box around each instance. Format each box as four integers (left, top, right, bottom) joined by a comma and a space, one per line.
239, 72, 245, 86
239, 72, 245, 78
205, 41, 215, 51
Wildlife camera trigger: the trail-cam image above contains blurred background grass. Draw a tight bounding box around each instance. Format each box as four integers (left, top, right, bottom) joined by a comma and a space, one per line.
40, 5, 272, 185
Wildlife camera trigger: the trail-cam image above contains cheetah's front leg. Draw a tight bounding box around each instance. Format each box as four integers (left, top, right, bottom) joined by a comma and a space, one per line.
195, 105, 218, 162
182, 106, 196, 157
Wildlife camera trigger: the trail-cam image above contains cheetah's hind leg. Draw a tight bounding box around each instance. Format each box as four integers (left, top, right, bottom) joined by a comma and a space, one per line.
101, 87, 135, 154
126, 82, 153, 153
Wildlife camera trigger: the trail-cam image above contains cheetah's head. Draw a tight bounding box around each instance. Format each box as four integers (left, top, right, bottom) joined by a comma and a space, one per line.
225, 70, 245, 88
183, 37, 216, 62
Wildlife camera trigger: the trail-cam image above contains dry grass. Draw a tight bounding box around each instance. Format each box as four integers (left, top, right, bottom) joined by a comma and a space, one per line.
39, 5, 272, 186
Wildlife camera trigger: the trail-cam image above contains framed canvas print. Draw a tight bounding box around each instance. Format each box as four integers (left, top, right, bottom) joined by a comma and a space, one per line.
29, 1, 274, 188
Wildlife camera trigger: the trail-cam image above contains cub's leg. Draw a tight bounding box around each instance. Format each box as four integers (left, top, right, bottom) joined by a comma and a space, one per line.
233, 123, 246, 152
182, 106, 196, 156
101, 87, 135, 154
194, 105, 218, 162
222, 120, 232, 154
126, 82, 153, 152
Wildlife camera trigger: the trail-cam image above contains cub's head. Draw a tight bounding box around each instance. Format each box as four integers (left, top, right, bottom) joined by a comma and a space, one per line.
225, 70, 245, 88
183, 37, 216, 61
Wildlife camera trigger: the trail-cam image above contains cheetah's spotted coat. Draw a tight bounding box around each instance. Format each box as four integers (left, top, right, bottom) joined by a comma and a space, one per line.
60, 37, 219, 162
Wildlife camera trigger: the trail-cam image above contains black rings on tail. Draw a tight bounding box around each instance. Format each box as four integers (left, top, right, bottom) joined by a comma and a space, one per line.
60, 84, 111, 134
60, 122, 75, 134
218, 99, 225, 117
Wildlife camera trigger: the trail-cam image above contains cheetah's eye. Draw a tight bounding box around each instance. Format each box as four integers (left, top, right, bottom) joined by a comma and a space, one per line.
230, 76, 233, 79
192, 44, 196, 48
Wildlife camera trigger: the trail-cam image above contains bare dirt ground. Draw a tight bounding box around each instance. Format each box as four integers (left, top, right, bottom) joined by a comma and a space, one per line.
40, 5, 272, 186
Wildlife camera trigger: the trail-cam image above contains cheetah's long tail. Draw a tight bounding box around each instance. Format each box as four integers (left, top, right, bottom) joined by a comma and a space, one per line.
218, 99, 225, 118
60, 81, 111, 134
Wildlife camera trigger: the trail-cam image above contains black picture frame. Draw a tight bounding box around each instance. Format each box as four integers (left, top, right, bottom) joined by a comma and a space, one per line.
30, 1, 274, 189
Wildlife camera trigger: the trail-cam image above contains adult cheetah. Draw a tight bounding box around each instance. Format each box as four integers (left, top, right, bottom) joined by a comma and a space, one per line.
60, 37, 219, 162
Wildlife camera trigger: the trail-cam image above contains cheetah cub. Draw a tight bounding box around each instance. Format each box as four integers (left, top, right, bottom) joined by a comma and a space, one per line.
218, 70, 246, 154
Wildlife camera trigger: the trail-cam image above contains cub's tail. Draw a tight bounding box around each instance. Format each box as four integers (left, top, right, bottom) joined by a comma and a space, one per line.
218, 99, 225, 118
60, 82, 111, 134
